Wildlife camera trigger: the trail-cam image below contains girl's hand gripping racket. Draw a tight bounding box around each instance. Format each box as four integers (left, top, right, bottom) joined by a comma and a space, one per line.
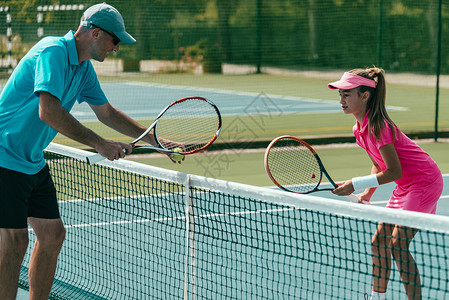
264, 136, 367, 204
87, 96, 222, 165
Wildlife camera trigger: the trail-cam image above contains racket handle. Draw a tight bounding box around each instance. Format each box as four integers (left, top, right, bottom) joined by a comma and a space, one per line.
347, 194, 370, 205
86, 153, 106, 165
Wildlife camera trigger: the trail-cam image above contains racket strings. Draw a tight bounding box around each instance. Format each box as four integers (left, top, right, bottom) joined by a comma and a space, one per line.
267, 140, 321, 193
156, 98, 220, 153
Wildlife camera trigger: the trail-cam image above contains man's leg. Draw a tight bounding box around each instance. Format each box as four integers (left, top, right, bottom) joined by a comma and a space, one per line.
27, 217, 65, 300
0, 228, 29, 300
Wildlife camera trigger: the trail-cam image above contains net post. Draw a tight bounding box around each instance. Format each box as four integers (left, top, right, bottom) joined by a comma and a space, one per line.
256, 0, 262, 74
376, 0, 384, 66
434, 0, 442, 142
183, 174, 196, 300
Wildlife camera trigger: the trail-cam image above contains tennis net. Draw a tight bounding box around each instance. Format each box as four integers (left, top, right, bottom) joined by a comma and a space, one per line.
19, 143, 449, 299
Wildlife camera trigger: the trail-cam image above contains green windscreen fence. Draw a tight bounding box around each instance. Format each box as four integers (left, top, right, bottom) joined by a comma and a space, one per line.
0, 1, 447, 146
1, 1, 447, 74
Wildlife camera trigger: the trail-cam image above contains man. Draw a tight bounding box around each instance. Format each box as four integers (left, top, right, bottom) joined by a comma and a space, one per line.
0, 3, 169, 299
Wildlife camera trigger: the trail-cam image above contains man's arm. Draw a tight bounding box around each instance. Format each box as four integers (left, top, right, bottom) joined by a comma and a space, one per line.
89, 102, 184, 164
39, 91, 131, 160
88, 101, 158, 146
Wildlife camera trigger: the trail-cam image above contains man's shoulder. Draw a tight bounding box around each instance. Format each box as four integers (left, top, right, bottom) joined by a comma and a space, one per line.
23, 36, 68, 62
40, 36, 69, 52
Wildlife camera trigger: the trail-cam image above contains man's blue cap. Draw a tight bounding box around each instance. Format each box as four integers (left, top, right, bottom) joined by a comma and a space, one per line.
80, 2, 136, 44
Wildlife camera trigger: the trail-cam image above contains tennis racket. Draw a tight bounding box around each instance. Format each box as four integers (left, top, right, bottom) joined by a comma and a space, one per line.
86, 96, 222, 165
264, 136, 366, 203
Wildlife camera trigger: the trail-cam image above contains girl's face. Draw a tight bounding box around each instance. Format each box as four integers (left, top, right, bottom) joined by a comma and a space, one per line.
338, 88, 367, 117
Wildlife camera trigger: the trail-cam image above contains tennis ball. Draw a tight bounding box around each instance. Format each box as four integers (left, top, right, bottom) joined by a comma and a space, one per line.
172, 147, 184, 162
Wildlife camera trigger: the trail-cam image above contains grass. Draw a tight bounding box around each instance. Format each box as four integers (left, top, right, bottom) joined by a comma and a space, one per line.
124, 141, 449, 187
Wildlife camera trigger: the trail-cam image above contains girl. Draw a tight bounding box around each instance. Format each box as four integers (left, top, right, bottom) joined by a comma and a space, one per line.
328, 67, 443, 300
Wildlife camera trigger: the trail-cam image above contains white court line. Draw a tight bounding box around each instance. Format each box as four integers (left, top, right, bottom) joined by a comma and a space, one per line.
124, 81, 407, 111
124, 81, 337, 104
63, 205, 297, 229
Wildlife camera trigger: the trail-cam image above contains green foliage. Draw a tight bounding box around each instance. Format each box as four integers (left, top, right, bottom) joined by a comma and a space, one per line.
178, 41, 204, 72
177, 39, 222, 73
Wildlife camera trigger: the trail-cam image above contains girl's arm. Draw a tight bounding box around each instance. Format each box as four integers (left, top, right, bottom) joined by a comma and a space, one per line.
376, 143, 402, 184
357, 161, 381, 202
332, 143, 402, 199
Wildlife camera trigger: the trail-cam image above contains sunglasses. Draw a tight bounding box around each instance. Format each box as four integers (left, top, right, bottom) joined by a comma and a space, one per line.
91, 25, 120, 46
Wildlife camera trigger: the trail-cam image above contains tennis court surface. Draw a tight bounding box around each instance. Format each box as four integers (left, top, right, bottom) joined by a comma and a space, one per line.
17, 143, 449, 299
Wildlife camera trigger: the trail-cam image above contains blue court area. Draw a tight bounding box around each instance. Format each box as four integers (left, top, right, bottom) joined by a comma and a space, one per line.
70, 81, 355, 121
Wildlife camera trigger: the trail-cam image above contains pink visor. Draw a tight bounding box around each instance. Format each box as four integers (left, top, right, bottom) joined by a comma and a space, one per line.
328, 72, 376, 90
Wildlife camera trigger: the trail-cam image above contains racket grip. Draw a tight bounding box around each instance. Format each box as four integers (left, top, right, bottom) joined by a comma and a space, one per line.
347, 194, 370, 205
86, 153, 106, 165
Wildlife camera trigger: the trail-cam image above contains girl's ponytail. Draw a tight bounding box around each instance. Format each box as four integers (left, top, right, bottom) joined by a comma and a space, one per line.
350, 67, 396, 140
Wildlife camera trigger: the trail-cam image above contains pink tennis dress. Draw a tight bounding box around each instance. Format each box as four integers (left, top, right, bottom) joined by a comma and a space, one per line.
354, 113, 443, 214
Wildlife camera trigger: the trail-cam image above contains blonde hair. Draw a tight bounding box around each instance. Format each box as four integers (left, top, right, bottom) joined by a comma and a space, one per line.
349, 67, 396, 140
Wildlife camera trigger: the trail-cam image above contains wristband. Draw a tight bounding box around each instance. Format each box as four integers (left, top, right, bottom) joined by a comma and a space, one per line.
352, 174, 379, 191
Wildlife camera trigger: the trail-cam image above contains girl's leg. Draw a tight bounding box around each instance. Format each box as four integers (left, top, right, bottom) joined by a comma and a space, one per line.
391, 225, 421, 300
372, 223, 394, 293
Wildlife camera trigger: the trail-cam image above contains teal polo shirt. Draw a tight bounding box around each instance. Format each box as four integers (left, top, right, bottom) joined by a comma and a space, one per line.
0, 31, 108, 175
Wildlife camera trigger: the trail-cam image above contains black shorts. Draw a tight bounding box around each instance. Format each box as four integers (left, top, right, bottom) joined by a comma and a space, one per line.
0, 165, 60, 228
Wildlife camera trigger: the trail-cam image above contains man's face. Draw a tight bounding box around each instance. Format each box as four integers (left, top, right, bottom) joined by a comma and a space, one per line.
90, 28, 120, 62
